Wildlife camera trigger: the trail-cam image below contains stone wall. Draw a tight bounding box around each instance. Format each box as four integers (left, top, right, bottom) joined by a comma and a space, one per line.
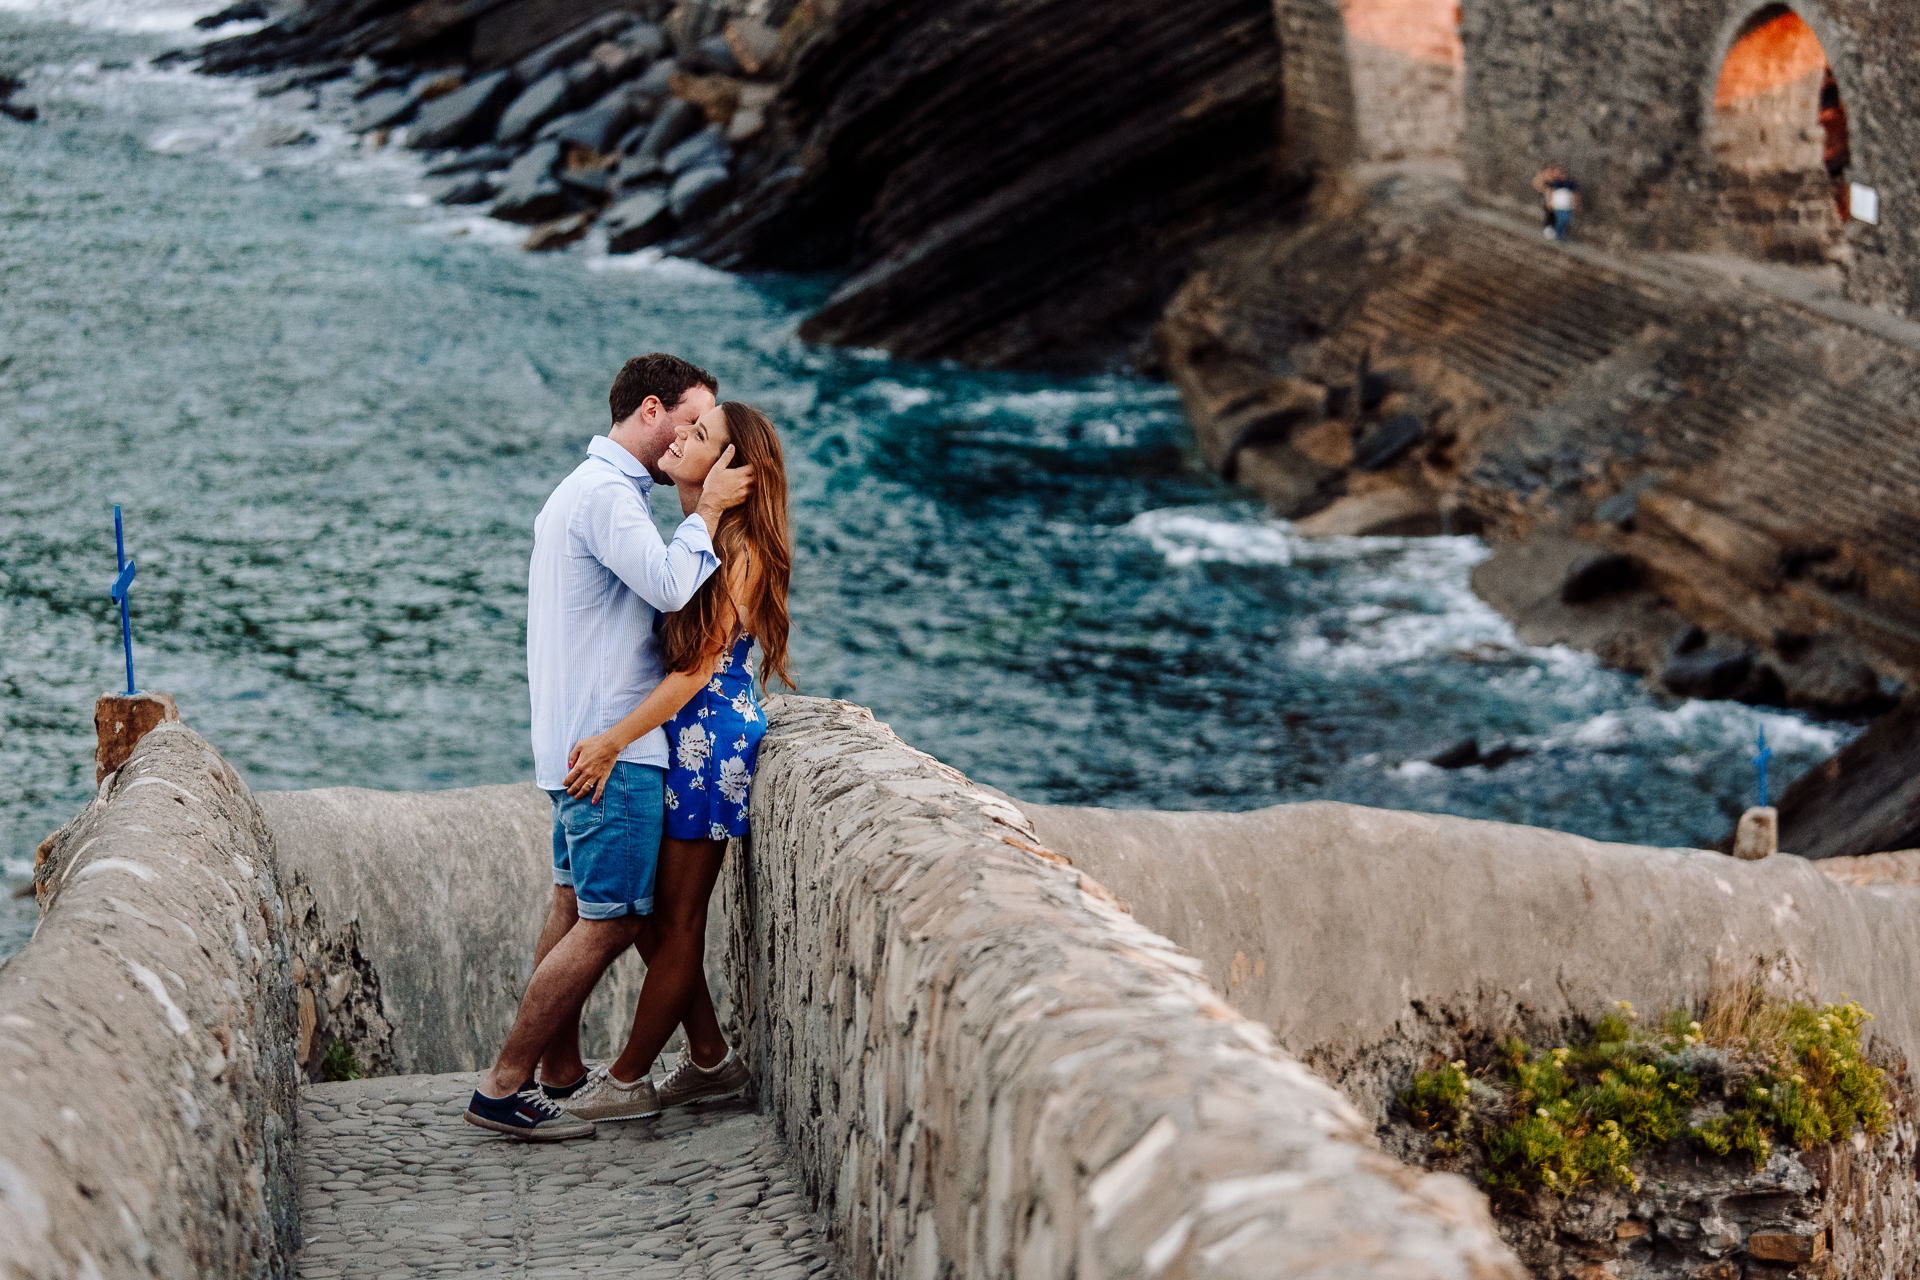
258, 784, 721, 1076
1020, 798, 1920, 1275
1273, 0, 1920, 314
726, 696, 1527, 1279
6, 723, 301, 1280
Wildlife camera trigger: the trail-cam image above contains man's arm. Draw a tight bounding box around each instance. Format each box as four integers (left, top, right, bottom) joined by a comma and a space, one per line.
579, 483, 719, 613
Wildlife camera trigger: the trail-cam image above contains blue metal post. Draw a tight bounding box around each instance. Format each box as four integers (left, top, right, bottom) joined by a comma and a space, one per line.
111, 505, 137, 696
1753, 724, 1772, 808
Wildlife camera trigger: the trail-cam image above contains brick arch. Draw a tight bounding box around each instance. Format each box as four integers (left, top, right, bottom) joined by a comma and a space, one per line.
1702, 1, 1855, 262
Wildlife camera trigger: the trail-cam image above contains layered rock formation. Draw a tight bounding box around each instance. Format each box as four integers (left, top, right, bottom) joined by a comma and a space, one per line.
1155, 175, 1918, 733
693, 0, 1291, 366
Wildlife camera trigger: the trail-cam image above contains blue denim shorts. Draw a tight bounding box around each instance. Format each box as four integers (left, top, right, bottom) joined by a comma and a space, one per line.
547, 762, 663, 919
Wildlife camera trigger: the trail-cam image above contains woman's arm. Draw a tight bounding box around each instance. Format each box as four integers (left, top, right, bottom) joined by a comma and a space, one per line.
563, 592, 743, 803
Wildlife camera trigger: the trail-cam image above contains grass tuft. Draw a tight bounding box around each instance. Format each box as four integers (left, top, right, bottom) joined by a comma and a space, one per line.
1398, 997, 1888, 1196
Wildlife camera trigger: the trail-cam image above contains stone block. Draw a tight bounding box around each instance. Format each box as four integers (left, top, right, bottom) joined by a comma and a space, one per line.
1733, 806, 1779, 860
1749, 1229, 1824, 1263
94, 689, 178, 782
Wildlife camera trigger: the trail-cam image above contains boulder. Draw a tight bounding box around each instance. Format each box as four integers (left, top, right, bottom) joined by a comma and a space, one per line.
685, 32, 744, 76
424, 144, 513, 176
496, 69, 574, 144
1558, 553, 1646, 605
668, 70, 742, 124
615, 150, 665, 189
1778, 642, 1884, 715
0, 102, 38, 124
439, 177, 499, 205
351, 87, 416, 132
558, 165, 613, 198
604, 191, 675, 252
407, 70, 516, 151
550, 87, 638, 153
613, 22, 668, 67
669, 164, 732, 222
194, 0, 266, 30
1661, 639, 1754, 700
727, 83, 776, 143
662, 125, 729, 177
633, 97, 702, 160
629, 58, 679, 110
490, 140, 569, 224
510, 12, 639, 85
1351, 414, 1424, 472
1773, 697, 1920, 859
722, 18, 781, 76
524, 211, 598, 252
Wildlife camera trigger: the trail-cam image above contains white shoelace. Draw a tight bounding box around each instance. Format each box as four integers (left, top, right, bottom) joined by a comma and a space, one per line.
516, 1084, 567, 1119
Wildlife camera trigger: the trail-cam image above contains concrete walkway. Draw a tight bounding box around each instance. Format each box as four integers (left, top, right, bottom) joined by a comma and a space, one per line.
293, 1074, 843, 1279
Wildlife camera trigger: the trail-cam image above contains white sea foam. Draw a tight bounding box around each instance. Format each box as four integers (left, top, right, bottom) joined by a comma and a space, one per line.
0, 0, 253, 35
579, 243, 735, 285
862, 380, 937, 412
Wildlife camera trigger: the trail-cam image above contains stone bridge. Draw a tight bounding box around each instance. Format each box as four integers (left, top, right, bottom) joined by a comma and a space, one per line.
8, 695, 1920, 1278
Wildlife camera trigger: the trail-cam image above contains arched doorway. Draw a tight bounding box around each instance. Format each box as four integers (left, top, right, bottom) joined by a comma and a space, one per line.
1709, 6, 1851, 263
1342, 0, 1464, 165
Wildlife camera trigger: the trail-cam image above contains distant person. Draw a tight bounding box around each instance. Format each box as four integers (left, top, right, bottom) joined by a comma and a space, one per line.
553, 400, 794, 1124
1533, 164, 1577, 242
463, 354, 753, 1141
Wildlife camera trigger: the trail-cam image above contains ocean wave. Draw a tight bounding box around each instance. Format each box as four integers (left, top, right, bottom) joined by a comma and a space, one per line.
0, 0, 259, 36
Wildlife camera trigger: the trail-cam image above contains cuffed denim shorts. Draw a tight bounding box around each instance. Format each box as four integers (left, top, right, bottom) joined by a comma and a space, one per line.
547, 762, 663, 919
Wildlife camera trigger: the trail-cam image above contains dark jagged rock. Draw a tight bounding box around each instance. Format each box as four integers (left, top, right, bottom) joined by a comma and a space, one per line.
669, 164, 731, 222
350, 86, 416, 132
510, 11, 638, 84
691, 0, 1288, 369
489, 139, 567, 223
1352, 414, 1425, 472
406, 69, 516, 150
1662, 641, 1755, 700
632, 96, 701, 160
424, 143, 512, 175
496, 68, 573, 143
194, 0, 266, 30
0, 102, 38, 124
438, 176, 498, 205
662, 125, 727, 177
1773, 698, 1920, 859
1559, 553, 1647, 605
603, 190, 673, 251
549, 86, 638, 153
523, 210, 596, 251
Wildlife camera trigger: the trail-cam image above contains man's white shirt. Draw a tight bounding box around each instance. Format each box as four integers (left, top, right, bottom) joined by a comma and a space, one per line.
527, 435, 719, 789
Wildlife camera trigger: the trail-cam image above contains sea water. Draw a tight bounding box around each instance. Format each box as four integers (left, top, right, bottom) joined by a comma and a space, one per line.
0, 5, 1852, 959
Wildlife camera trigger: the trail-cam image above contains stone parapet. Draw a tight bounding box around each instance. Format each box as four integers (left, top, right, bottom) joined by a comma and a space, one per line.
731, 696, 1525, 1279
7, 723, 300, 1280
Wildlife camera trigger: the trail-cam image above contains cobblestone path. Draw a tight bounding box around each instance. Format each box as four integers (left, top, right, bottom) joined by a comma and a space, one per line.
294, 1074, 843, 1279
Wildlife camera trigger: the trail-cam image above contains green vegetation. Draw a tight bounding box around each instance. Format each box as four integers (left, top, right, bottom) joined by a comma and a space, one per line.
320, 1039, 364, 1083
1399, 999, 1889, 1196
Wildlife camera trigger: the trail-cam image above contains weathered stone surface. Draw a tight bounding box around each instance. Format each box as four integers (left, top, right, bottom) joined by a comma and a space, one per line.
669, 164, 732, 221
733, 696, 1525, 1279
291, 1075, 840, 1279
510, 10, 640, 84
490, 139, 569, 223
92, 688, 178, 782
1731, 805, 1778, 860
496, 68, 575, 143
694, 0, 1290, 369
1774, 696, 1920, 859
406, 69, 517, 151
1019, 798, 1920, 1119
604, 190, 674, 251
9, 724, 299, 1279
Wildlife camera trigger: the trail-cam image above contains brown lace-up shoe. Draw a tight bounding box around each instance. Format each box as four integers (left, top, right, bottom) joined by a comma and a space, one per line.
655, 1047, 750, 1108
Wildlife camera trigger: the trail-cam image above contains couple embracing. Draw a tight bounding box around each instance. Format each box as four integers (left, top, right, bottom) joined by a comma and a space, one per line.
463, 353, 792, 1141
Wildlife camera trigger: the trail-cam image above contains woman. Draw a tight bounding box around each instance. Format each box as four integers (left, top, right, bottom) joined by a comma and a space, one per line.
556, 400, 792, 1120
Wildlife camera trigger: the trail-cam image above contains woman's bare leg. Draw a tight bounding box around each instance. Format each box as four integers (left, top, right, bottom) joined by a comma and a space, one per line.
610, 836, 730, 1081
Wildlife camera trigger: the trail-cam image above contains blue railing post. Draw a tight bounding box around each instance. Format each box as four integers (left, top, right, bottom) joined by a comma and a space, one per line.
110, 505, 138, 696
1752, 724, 1772, 809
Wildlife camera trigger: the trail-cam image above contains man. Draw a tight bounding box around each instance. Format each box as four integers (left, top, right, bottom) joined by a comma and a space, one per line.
464, 353, 752, 1140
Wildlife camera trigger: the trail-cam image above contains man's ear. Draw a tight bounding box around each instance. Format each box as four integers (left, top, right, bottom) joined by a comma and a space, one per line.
639, 395, 663, 423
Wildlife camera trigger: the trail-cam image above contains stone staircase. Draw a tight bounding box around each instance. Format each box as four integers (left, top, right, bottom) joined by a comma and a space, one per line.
293, 1074, 840, 1280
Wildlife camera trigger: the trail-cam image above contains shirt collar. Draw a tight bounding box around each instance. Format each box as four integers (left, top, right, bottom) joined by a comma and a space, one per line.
587, 434, 653, 491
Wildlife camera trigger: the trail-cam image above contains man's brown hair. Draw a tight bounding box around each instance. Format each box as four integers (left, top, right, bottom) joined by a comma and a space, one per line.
608, 353, 718, 424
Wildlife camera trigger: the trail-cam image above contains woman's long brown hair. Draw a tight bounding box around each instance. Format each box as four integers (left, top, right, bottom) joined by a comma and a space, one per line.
658, 401, 794, 689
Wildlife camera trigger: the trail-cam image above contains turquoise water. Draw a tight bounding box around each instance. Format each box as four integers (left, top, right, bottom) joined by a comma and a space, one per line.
0, 7, 1850, 958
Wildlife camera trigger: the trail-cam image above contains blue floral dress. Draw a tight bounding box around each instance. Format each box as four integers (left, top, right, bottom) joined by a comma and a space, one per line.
663, 634, 764, 841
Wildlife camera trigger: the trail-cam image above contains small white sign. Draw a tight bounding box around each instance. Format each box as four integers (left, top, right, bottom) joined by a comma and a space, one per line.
1850, 182, 1880, 225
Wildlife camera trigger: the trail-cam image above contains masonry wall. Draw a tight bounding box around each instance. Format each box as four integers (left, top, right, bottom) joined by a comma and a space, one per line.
6, 725, 301, 1280
1273, 0, 1920, 314
728, 696, 1527, 1280
258, 784, 680, 1076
